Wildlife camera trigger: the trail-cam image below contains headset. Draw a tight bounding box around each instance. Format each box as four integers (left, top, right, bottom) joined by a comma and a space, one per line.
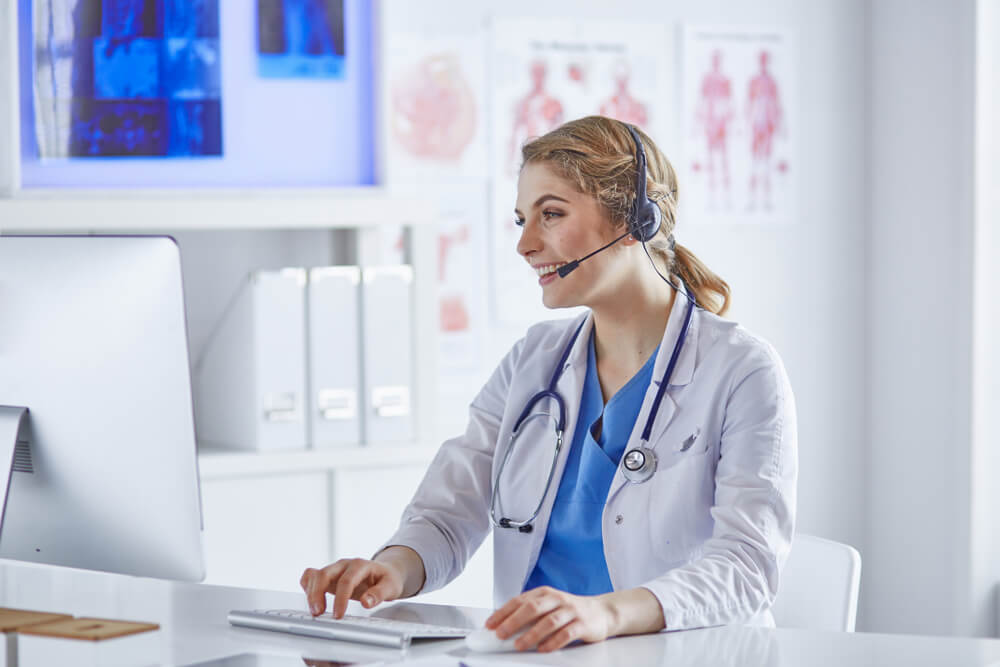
625, 124, 663, 243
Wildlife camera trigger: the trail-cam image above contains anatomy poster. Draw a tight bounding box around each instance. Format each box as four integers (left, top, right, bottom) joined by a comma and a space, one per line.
682, 26, 796, 224
490, 18, 669, 325
381, 30, 487, 185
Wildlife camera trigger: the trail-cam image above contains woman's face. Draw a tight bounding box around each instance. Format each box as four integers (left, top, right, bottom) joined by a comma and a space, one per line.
515, 161, 625, 309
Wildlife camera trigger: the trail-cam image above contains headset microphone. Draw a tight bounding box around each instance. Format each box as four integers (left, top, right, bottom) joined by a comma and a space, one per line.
555, 230, 631, 278
557, 124, 662, 280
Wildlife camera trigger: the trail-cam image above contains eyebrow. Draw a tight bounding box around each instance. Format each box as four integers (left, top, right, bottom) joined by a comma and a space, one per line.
514, 194, 571, 217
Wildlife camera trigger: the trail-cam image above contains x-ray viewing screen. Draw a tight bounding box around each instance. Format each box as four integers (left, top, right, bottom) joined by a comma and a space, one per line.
18, 0, 374, 188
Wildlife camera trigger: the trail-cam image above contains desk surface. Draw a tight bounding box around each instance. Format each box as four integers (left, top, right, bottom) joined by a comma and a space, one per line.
3, 560, 1000, 667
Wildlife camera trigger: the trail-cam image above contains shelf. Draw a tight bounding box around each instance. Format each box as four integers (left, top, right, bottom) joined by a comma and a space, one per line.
197, 443, 441, 480
0, 187, 438, 232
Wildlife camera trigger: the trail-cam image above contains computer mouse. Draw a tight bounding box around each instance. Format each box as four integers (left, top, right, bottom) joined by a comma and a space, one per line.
464, 626, 531, 653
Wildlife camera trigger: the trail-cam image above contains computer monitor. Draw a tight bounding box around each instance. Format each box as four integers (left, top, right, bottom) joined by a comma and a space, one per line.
0, 235, 205, 581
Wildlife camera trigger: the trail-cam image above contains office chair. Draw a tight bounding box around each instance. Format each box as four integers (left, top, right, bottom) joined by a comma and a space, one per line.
771, 533, 862, 632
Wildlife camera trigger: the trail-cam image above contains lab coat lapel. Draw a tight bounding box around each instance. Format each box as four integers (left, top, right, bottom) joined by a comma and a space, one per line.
553, 312, 594, 460
606, 290, 699, 499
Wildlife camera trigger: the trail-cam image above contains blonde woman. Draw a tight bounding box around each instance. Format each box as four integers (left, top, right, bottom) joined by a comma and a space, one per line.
301, 116, 797, 652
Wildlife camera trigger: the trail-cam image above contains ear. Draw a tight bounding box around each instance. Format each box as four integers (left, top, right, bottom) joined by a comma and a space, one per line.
621, 234, 641, 247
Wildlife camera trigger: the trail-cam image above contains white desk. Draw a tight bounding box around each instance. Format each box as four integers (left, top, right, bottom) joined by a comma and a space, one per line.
3, 560, 1000, 667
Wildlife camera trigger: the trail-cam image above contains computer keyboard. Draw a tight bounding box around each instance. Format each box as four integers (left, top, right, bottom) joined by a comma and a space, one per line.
227, 608, 473, 649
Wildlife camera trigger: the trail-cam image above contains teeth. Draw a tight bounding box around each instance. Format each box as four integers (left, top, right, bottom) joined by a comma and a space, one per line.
534, 264, 565, 277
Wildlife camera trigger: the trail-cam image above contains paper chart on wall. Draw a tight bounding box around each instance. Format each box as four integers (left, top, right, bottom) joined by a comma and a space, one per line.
380, 29, 487, 185
436, 198, 488, 371
490, 18, 669, 326
681, 25, 797, 224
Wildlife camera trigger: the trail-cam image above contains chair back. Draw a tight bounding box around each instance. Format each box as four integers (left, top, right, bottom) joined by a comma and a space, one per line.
772, 533, 862, 632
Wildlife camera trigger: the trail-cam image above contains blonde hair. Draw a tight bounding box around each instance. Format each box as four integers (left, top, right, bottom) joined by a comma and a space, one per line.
520, 115, 731, 316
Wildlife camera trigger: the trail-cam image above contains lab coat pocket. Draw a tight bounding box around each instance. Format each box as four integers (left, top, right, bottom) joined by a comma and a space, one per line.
645, 443, 716, 567
674, 426, 707, 455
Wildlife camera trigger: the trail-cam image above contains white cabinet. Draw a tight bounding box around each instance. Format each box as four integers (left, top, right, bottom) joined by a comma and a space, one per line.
199, 449, 494, 610
330, 464, 495, 609
200, 472, 331, 593
330, 465, 426, 561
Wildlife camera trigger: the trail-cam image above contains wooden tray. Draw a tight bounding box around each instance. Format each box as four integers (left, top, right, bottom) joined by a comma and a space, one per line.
18, 617, 159, 641
0, 608, 73, 633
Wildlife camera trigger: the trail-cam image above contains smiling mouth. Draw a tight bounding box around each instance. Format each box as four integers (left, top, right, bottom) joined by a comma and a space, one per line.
533, 262, 567, 277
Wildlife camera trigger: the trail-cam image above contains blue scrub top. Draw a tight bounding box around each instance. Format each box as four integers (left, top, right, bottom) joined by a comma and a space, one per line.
524, 330, 658, 596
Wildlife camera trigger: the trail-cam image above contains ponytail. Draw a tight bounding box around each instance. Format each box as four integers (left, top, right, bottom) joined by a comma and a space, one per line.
672, 243, 731, 316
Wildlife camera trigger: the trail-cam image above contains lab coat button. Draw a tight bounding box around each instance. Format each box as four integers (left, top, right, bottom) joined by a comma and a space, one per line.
615, 514, 623, 525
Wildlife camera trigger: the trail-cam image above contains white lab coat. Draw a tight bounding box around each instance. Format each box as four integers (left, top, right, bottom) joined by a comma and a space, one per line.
382, 289, 798, 630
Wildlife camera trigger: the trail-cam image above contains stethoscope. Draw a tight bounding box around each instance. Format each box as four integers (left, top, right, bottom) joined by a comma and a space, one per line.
490, 282, 697, 533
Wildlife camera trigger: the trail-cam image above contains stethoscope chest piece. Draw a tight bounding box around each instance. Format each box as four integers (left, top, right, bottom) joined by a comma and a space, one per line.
621, 446, 657, 484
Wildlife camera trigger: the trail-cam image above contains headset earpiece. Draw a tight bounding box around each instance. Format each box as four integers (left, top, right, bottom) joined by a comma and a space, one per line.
625, 125, 662, 243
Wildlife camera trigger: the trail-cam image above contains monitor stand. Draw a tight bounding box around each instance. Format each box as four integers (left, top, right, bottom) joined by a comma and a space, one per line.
0, 406, 29, 533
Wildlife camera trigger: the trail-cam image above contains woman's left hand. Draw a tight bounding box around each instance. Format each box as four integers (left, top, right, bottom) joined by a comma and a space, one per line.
484, 586, 616, 652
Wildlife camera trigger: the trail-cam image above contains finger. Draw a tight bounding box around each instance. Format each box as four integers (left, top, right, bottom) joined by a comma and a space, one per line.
537, 618, 584, 653
332, 561, 376, 619
487, 586, 555, 630
497, 592, 560, 639
516, 607, 574, 651
304, 561, 349, 616
359, 577, 397, 609
485, 596, 524, 629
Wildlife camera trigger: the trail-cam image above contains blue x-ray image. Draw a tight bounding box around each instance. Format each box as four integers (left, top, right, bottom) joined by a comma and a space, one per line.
168, 99, 222, 155
93, 38, 161, 98
101, 0, 161, 37
257, 0, 346, 78
163, 0, 218, 38
32, 0, 222, 158
165, 38, 221, 99
69, 99, 168, 156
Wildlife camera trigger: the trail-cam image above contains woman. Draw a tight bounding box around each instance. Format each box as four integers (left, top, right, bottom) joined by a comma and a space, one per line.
300, 116, 797, 652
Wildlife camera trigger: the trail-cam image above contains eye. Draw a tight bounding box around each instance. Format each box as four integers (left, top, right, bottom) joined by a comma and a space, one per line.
541, 210, 562, 221
514, 216, 525, 227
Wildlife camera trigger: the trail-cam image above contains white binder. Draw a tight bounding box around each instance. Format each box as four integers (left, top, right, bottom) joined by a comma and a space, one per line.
360, 266, 414, 445
307, 267, 362, 448
195, 269, 308, 451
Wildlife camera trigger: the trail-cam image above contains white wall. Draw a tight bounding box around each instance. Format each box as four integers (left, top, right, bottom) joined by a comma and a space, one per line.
866, 0, 983, 637
972, 0, 1000, 640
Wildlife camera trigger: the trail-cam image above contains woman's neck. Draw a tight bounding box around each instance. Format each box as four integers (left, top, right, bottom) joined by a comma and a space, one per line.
591, 277, 676, 377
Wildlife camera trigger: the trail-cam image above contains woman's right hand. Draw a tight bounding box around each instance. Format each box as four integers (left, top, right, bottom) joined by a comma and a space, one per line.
300, 558, 406, 619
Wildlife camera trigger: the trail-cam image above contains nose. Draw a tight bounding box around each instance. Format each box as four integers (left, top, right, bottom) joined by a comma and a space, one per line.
516, 218, 541, 259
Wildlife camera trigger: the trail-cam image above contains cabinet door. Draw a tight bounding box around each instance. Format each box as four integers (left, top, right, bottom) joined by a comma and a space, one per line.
332, 465, 493, 609
200, 473, 330, 592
